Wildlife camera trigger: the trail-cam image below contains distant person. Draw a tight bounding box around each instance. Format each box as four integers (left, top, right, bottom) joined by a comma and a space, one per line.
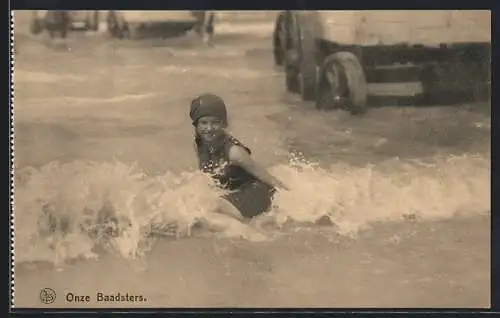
193, 11, 215, 45
189, 93, 289, 238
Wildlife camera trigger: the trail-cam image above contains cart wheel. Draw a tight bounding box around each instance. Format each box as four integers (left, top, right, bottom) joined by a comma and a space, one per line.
316, 51, 368, 115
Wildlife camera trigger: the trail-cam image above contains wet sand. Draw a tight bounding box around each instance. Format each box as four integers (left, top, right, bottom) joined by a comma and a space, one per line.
15, 217, 489, 308
12, 21, 491, 308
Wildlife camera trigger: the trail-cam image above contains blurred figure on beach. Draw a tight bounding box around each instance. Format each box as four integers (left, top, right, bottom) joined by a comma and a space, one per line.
192, 11, 215, 46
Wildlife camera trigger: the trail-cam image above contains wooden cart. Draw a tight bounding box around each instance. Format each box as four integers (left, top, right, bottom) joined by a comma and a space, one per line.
273, 11, 491, 114
106, 11, 213, 40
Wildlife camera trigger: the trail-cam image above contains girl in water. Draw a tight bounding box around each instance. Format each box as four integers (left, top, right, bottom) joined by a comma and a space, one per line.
190, 93, 289, 239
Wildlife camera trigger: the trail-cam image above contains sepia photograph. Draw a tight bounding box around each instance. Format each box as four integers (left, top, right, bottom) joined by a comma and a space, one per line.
11, 10, 491, 308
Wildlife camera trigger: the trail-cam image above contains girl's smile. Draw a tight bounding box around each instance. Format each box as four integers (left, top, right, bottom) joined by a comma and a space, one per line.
196, 116, 225, 142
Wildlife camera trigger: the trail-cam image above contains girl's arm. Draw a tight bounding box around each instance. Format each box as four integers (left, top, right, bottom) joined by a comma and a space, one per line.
228, 145, 290, 191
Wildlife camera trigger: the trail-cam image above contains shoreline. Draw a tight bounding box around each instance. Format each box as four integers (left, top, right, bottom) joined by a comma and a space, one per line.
14, 215, 490, 308
14, 213, 489, 270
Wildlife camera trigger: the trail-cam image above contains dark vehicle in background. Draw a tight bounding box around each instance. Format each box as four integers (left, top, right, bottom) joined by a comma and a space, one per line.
106, 11, 214, 41
273, 10, 491, 115
30, 11, 99, 38
29, 10, 214, 42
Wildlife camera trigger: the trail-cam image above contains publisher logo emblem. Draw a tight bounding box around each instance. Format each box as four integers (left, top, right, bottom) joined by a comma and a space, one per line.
39, 288, 56, 304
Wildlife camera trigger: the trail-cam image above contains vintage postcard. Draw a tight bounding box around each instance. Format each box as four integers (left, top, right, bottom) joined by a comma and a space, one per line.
11, 10, 491, 309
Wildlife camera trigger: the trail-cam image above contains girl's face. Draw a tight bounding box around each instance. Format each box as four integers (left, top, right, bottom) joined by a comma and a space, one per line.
196, 116, 225, 142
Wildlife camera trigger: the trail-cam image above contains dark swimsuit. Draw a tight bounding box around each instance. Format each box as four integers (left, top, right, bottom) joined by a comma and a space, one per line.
195, 133, 276, 219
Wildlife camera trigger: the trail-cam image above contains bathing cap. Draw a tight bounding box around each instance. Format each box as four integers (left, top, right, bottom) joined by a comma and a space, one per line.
189, 93, 228, 126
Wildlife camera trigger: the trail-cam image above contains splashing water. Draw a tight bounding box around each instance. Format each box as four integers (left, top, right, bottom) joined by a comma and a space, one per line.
13, 153, 490, 266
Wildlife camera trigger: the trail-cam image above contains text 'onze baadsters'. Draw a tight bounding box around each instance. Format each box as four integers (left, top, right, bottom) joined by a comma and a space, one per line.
65, 292, 147, 303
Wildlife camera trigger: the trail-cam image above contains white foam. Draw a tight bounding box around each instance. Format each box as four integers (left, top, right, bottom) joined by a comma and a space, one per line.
13, 153, 490, 265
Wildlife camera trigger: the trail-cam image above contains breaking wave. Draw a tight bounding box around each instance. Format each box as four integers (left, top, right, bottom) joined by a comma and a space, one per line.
13, 153, 490, 266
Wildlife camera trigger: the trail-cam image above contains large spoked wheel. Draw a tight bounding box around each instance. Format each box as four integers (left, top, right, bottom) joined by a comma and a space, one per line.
284, 12, 318, 101
316, 51, 368, 115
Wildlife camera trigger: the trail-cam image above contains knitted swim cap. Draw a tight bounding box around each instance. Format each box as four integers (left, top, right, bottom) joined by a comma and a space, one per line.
189, 93, 228, 126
